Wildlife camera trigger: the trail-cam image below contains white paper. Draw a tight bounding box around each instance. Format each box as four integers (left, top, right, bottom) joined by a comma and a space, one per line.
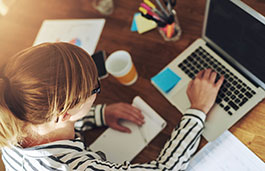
132, 96, 167, 142
89, 96, 167, 164
186, 130, 265, 171
34, 19, 105, 55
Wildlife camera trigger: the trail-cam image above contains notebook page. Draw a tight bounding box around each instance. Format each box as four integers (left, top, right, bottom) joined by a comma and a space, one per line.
89, 96, 167, 163
186, 130, 265, 171
89, 121, 146, 163
132, 96, 167, 142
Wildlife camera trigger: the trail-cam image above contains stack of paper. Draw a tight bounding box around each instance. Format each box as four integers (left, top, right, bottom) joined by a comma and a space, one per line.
186, 130, 265, 171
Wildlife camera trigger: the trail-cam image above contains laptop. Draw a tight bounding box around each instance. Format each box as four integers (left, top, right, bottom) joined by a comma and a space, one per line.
151, 0, 265, 141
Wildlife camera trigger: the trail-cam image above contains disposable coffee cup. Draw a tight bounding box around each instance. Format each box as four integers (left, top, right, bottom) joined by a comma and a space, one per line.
105, 50, 138, 86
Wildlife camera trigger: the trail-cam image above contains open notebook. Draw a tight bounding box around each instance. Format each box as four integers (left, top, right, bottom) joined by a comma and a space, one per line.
89, 96, 167, 163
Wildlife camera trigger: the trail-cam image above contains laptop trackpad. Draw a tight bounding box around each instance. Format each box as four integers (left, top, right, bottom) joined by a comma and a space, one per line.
171, 84, 191, 114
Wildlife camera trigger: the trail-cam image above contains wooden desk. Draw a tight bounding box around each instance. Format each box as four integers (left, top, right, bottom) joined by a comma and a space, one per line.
0, 0, 264, 164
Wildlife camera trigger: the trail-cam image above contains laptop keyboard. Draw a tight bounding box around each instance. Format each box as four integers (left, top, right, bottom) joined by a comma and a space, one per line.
178, 46, 256, 115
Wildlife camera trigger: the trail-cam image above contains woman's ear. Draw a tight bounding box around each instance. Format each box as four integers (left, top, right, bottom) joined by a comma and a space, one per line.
62, 112, 72, 121
55, 113, 72, 123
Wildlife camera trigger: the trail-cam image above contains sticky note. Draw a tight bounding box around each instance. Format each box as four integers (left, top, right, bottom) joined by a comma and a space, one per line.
131, 13, 140, 32
135, 15, 157, 34
151, 68, 181, 93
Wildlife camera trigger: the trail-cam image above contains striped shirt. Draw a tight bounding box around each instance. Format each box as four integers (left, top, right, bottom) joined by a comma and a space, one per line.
1, 104, 206, 171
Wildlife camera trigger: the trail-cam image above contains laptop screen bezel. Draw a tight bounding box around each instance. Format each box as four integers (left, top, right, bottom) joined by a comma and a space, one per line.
202, 0, 265, 89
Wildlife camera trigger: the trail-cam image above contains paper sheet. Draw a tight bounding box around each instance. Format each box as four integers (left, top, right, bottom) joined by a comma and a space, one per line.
34, 19, 105, 55
131, 13, 140, 32
151, 68, 182, 93
186, 130, 265, 171
89, 96, 167, 163
135, 15, 157, 34
132, 96, 167, 142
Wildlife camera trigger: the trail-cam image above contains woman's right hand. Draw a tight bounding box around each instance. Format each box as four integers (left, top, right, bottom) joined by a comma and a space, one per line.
186, 69, 224, 114
104, 103, 144, 133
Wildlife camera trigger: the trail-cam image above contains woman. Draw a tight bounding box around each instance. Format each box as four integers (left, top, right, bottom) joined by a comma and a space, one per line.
0, 42, 223, 170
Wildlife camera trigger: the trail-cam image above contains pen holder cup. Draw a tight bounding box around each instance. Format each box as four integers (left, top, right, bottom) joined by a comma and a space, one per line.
158, 11, 182, 41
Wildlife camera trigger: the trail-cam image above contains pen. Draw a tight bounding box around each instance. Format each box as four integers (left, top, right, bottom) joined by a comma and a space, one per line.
155, 0, 170, 17
139, 6, 148, 15
144, 0, 156, 9
139, 7, 167, 27
141, 13, 167, 27
140, 3, 165, 22
164, 0, 172, 12
139, 8, 165, 27
167, 1, 172, 14
166, 22, 175, 38
142, 1, 167, 21
140, 4, 159, 19
141, 2, 152, 11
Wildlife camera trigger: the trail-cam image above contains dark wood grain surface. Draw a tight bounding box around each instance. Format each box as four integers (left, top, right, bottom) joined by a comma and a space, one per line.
0, 0, 264, 164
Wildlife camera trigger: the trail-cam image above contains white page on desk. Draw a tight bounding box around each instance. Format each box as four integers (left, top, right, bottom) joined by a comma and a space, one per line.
89, 96, 166, 164
33, 19, 105, 55
186, 130, 265, 171
132, 96, 167, 142
89, 121, 146, 163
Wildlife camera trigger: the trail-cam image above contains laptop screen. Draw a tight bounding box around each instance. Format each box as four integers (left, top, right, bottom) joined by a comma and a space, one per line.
204, 0, 265, 87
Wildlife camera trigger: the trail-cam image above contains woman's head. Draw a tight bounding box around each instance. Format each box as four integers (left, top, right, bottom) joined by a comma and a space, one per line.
0, 42, 98, 147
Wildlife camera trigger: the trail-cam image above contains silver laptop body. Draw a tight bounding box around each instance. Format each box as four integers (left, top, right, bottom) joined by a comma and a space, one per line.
152, 0, 265, 141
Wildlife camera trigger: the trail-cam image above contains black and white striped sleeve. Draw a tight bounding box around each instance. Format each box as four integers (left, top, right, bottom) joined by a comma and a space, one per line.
74, 104, 107, 132
70, 109, 206, 170
155, 109, 206, 170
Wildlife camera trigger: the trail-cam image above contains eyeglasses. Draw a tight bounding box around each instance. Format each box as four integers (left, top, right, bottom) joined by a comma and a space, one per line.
91, 79, 101, 95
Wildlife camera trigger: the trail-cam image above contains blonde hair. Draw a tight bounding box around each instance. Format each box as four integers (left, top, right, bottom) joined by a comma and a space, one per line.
0, 42, 98, 147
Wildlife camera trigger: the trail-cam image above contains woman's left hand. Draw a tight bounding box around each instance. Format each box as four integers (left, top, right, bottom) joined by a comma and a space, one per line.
104, 103, 145, 133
